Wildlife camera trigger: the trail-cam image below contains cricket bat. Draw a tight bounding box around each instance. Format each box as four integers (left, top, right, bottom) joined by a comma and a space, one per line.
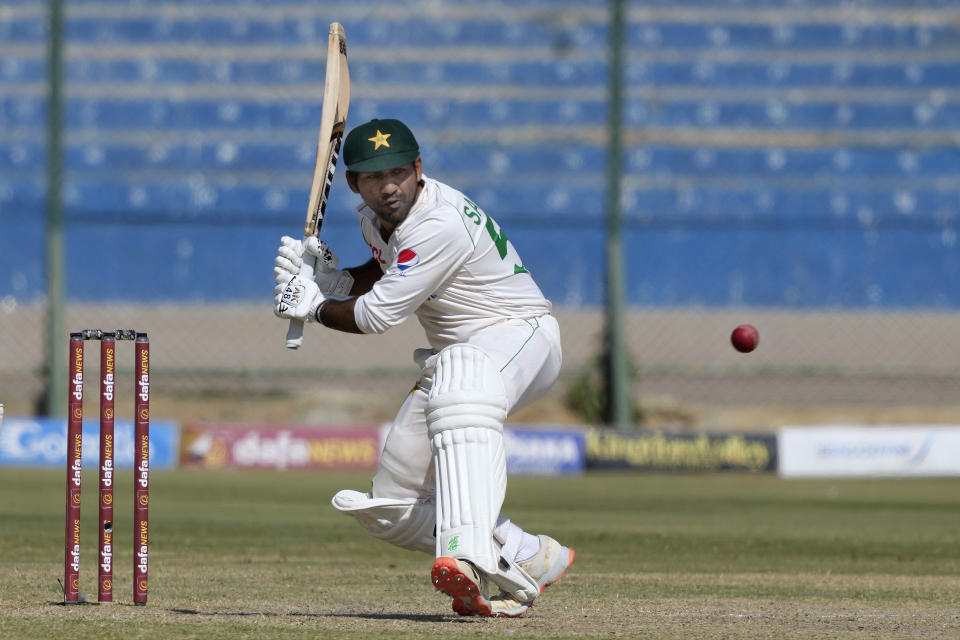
285, 22, 351, 349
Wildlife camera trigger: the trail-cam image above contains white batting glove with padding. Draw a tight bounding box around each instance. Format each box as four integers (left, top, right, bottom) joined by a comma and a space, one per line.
273, 236, 354, 298
303, 237, 354, 298
274, 272, 325, 323
273, 236, 307, 279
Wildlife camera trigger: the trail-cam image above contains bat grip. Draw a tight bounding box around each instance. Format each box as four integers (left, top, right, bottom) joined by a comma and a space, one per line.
285, 320, 305, 349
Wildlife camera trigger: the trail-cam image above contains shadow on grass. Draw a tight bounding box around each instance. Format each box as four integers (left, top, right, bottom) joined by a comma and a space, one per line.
170, 608, 451, 623
48, 602, 455, 623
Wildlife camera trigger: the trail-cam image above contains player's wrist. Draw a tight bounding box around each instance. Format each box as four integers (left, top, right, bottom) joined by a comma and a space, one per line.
314, 299, 328, 325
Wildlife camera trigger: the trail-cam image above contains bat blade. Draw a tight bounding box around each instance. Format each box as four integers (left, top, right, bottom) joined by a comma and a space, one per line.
286, 22, 351, 349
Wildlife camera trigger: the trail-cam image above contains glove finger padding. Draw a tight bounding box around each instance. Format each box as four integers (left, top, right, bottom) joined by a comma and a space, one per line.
274, 246, 302, 275
299, 238, 352, 297
304, 237, 339, 271
280, 235, 302, 251
274, 269, 294, 287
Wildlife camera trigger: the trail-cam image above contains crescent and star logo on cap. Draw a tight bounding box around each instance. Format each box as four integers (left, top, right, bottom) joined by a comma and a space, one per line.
368, 130, 391, 150
344, 119, 418, 172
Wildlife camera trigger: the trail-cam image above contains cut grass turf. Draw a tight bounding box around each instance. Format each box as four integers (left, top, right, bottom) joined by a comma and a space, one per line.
1, 469, 957, 639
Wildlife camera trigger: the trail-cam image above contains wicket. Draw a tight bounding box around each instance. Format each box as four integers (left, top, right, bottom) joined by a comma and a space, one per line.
64, 329, 150, 606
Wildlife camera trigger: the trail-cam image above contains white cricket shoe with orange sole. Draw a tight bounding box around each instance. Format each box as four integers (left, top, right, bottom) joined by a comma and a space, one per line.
431, 535, 575, 618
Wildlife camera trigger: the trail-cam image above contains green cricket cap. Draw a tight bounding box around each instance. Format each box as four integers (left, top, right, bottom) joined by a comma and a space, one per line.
343, 118, 420, 172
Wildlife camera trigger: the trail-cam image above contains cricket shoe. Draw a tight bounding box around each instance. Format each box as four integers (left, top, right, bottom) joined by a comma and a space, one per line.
519, 534, 576, 593
431, 556, 531, 618
432, 535, 575, 618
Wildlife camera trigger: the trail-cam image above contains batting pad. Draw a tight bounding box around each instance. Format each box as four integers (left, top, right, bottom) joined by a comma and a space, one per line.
431, 427, 507, 573
426, 344, 509, 575
331, 490, 435, 554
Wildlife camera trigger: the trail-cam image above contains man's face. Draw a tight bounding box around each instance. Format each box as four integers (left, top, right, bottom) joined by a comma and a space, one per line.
348, 158, 423, 230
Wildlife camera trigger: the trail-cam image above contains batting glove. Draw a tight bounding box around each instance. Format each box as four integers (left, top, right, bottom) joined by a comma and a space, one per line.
274, 272, 325, 323
273, 236, 353, 298
303, 237, 354, 297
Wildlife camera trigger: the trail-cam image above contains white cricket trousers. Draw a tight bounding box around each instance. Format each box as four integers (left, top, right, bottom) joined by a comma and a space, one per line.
371, 314, 562, 501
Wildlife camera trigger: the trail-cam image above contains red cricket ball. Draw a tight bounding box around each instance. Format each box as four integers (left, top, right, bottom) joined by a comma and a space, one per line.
731, 324, 759, 353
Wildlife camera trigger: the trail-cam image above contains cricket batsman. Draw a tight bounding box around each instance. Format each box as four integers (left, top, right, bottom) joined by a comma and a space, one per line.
273, 118, 574, 617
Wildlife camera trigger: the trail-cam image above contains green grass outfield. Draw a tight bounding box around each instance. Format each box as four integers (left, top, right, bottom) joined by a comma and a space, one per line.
1, 468, 958, 639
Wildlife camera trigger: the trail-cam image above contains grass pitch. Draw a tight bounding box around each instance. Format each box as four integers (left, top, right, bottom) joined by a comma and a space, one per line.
1, 468, 957, 639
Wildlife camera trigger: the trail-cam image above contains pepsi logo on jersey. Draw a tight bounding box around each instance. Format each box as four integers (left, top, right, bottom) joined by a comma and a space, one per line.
396, 249, 420, 271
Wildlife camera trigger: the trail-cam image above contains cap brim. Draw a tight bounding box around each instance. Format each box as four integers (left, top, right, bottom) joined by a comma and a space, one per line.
346, 150, 419, 173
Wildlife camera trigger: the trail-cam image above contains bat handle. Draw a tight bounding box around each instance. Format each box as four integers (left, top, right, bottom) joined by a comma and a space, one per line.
283, 238, 318, 349
285, 319, 305, 349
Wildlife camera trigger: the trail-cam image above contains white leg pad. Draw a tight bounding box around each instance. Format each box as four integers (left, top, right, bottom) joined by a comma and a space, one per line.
431, 426, 506, 573
331, 489, 435, 554
426, 344, 508, 575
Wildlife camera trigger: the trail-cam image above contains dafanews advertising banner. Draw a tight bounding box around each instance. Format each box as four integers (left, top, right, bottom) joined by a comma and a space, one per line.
585, 428, 776, 472
0, 417, 179, 468
779, 425, 960, 478
180, 423, 381, 471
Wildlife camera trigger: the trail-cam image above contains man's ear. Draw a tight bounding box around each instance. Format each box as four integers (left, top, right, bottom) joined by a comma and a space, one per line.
414, 157, 423, 183
345, 171, 360, 193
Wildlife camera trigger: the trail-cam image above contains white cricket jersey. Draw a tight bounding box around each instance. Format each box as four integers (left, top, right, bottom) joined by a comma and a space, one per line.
353, 176, 552, 349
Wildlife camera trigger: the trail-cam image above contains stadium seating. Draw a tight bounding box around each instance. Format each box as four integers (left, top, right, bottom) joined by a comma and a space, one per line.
2, 1, 959, 307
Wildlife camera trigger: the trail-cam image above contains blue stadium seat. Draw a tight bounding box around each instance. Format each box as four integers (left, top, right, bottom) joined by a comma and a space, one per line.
0, 97, 44, 127
0, 142, 43, 170
0, 177, 44, 208
0, 57, 43, 84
